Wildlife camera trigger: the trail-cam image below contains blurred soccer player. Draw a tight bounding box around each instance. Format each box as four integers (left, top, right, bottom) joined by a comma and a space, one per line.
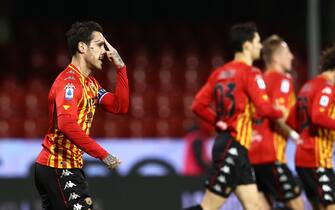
184, 22, 284, 210
292, 45, 335, 210
34, 21, 129, 210
248, 35, 304, 210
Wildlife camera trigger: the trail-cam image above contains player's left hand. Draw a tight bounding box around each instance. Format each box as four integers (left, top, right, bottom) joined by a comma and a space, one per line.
102, 154, 122, 170
103, 36, 125, 69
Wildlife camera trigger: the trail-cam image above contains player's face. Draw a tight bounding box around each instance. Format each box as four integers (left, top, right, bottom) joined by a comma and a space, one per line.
250, 32, 262, 60
85, 31, 106, 71
275, 42, 294, 71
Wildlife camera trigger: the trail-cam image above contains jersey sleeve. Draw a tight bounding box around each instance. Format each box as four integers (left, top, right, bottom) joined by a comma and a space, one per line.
245, 69, 283, 119
191, 73, 217, 125
98, 66, 129, 114
54, 76, 108, 160
310, 84, 335, 130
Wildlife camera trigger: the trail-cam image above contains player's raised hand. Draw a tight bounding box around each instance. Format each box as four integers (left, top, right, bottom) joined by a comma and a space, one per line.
103, 36, 125, 69
102, 154, 122, 170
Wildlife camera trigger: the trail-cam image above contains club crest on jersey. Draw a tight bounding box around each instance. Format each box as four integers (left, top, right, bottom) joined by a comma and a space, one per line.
64, 83, 76, 100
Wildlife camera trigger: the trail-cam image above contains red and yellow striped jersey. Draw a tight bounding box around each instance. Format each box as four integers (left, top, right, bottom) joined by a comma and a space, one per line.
192, 61, 282, 149
36, 64, 129, 168
294, 76, 335, 168
249, 71, 296, 164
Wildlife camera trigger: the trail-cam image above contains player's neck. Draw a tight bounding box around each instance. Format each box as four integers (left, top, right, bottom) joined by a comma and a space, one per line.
321, 71, 335, 84
234, 52, 253, 66
70, 56, 91, 77
266, 63, 284, 73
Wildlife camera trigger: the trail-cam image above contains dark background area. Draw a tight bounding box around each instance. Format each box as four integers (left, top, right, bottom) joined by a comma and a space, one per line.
0, 0, 334, 138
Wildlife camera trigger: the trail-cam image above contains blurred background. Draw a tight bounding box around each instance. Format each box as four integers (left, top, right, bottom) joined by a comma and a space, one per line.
0, 0, 334, 209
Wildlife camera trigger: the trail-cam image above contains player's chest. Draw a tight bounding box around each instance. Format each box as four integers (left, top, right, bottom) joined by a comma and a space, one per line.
80, 80, 99, 109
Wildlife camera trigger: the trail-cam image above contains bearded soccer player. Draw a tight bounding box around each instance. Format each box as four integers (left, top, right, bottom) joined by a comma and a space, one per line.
34, 21, 129, 210
291, 45, 335, 210
184, 22, 284, 210
248, 35, 304, 210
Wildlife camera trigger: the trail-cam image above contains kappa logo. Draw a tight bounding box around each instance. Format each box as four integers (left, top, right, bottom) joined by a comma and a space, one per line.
69, 192, 80, 201
73, 203, 83, 210
214, 184, 222, 192
322, 185, 332, 192
220, 165, 230, 174
68, 70, 75, 74
317, 167, 326, 173
324, 194, 333, 201
279, 175, 288, 182
61, 169, 74, 178
228, 148, 238, 156
64, 181, 77, 190
285, 192, 294, 198
283, 184, 292, 190
217, 175, 226, 183
319, 175, 330, 182
65, 76, 76, 81
321, 87, 332, 94
277, 166, 284, 174
225, 157, 235, 165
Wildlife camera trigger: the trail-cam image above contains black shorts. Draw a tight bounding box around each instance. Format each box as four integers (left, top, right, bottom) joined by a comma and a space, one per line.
205, 132, 256, 198
296, 167, 335, 206
253, 162, 301, 202
34, 163, 93, 210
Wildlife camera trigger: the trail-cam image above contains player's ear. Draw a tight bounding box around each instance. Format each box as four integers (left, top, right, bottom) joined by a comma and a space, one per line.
242, 41, 251, 53
77, 41, 87, 54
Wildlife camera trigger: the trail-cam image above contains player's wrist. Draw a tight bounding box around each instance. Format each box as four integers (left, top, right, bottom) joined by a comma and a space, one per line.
102, 154, 121, 169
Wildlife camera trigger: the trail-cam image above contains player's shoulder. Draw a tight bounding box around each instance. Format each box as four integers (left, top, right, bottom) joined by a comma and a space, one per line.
53, 66, 83, 89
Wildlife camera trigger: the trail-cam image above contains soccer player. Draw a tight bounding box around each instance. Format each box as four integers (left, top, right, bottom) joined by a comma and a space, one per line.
184, 22, 284, 210
248, 35, 304, 210
292, 45, 335, 210
34, 21, 129, 210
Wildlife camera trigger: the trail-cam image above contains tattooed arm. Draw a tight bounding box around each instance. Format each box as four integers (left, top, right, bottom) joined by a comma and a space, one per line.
103, 36, 125, 69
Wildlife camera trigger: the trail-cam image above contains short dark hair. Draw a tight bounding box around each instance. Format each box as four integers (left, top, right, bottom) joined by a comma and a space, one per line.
262, 35, 285, 65
320, 44, 335, 72
66, 21, 103, 56
229, 22, 258, 53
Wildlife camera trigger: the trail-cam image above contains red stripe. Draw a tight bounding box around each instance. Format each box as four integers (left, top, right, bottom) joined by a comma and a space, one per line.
70, 143, 75, 168
55, 169, 68, 207
209, 136, 233, 187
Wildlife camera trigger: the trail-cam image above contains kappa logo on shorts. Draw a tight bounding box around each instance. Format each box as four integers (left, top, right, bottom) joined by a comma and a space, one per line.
285, 192, 294, 198
324, 194, 334, 201
220, 165, 230, 174
69, 192, 80, 201
61, 169, 74, 178
279, 175, 288, 182
214, 184, 222, 192
228, 148, 238, 156
217, 175, 226, 183
317, 167, 326, 173
322, 184, 332, 192
283, 184, 292, 190
277, 166, 284, 174
225, 157, 235, 165
319, 175, 330, 182
64, 181, 77, 189
73, 203, 83, 210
